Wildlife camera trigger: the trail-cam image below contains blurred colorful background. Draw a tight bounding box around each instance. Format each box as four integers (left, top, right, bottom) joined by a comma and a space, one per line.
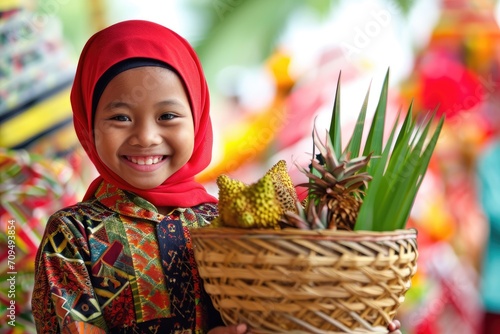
1, 0, 500, 333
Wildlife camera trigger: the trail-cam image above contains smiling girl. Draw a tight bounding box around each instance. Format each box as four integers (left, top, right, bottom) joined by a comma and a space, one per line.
31, 19, 401, 334
31, 20, 246, 334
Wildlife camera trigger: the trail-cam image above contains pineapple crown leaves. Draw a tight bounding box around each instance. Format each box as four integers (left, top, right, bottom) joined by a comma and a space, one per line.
313, 126, 372, 177
298, 126, 373, 197
297, 155, 372, 196
312, 68, 444, 231
281, 200, 328, 230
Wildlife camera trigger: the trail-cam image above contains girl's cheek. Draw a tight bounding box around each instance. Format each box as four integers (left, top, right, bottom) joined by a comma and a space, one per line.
93, 128, 100, 144
93, 124, 105, 146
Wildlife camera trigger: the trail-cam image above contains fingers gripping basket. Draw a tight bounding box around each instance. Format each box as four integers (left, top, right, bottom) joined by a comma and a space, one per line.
191, 227, 418, 333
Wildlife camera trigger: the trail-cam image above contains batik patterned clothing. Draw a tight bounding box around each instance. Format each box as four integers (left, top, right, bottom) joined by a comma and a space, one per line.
32, 181, 223, 333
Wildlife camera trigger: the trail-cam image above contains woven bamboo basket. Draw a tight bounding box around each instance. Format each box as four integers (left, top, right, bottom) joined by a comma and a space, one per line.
190, 227, 418, 334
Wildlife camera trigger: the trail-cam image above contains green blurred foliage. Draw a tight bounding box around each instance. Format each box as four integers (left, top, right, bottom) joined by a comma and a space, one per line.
36, 0, 92, 58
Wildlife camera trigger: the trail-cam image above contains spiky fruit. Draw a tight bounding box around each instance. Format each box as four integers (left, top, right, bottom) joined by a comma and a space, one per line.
265, 160, 299, 214
293, 128, 373, 231
216, 175, 246, 226
216, 173, 282, 229
216, 160, 298, 229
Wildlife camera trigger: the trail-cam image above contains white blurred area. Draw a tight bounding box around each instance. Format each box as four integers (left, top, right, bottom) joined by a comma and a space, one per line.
105, 0, 200, 40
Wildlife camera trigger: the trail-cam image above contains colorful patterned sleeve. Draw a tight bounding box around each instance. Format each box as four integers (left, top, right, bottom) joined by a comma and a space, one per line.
32, 209, 108, 333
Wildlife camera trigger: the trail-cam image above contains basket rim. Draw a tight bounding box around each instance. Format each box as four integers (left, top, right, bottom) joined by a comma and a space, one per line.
190, 227, 417, 242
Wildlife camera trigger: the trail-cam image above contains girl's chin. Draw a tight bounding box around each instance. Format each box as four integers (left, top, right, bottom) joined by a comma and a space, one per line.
121, 172, 167, 189
126, 180, 165, 190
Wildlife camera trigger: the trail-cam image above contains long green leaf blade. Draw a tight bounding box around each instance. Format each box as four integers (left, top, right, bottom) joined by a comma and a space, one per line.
355, 117, 397, 230
390, 115, 445, 230
345, 84, 371, 158
329, 72, 343, 159
362, 68, 390, 158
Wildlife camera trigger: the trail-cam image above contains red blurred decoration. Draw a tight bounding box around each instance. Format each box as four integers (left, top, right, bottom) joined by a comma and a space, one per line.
418, 50, 484, 119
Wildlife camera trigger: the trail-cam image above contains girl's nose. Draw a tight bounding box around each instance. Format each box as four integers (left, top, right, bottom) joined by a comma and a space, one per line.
129, 121, 162, 147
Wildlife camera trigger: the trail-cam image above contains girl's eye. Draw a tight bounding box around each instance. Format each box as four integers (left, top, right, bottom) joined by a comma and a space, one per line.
110, 115, 131, 122
159, 113, 176, 120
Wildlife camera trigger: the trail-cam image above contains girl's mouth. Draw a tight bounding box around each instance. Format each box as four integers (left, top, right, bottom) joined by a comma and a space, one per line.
125, 155, 165, 165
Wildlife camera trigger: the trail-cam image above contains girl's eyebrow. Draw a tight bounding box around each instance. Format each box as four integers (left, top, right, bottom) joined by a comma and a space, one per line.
102, 99, 186, 111
103, 101, 131, 111
154, 99, 185, 108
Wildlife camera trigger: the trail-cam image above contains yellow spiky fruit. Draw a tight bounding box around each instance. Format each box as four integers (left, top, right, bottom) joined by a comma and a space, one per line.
216, 175, 246, 226
265, 160, 299, 214
216, 173, 282, 229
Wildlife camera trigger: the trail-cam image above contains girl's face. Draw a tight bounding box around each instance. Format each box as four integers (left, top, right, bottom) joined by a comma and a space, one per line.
94, 66, 194, 190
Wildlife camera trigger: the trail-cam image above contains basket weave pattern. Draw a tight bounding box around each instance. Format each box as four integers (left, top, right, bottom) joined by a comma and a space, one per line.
191, 227, 418, 334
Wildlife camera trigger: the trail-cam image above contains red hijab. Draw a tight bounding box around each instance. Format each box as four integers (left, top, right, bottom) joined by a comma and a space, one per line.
71, 20, 217, 207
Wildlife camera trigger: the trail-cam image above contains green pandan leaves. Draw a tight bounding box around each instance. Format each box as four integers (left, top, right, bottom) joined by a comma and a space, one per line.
323, 68, 444, 231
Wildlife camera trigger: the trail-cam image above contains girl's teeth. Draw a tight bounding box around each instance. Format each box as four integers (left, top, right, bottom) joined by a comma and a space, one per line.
128, 156, 163, 165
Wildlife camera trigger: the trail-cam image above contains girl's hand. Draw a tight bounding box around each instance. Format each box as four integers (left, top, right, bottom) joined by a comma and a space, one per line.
388, 320, 402, 334
208, 323, 248, 334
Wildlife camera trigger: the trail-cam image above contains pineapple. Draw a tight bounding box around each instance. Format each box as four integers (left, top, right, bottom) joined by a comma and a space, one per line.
285, 69, 443, 232
284, 128, 372, 231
